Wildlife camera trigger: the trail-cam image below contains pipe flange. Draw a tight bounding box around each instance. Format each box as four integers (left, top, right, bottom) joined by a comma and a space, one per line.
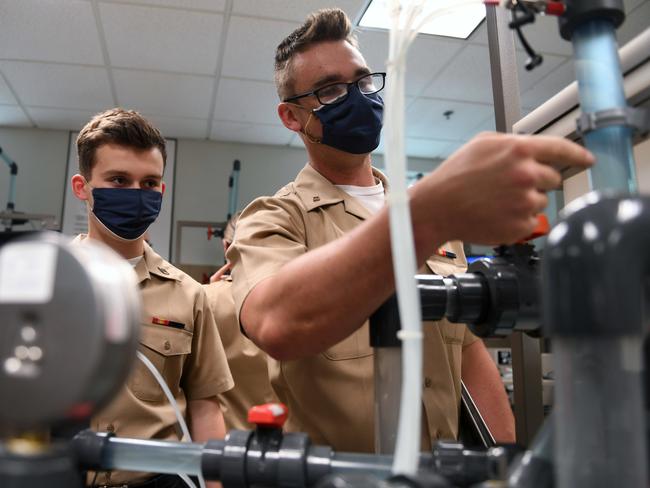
277, 432, 310, 488
576, 106, 650, 137
221, 430, 253, 488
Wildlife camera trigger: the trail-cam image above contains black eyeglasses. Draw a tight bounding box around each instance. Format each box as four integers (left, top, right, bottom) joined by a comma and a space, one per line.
283, 72, 386, 106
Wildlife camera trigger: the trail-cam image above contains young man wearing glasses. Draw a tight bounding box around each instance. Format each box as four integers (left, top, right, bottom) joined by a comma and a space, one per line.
228, 9, 594, 452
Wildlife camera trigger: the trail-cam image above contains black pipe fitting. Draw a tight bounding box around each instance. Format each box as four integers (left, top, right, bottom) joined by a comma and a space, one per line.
559, 0, 625, 40
370, 294, 402, 348
544, 193, 650, 336
71, 429, 114, 471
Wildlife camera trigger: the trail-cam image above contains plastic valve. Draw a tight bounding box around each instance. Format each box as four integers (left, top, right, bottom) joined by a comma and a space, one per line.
247, 403, 289, 429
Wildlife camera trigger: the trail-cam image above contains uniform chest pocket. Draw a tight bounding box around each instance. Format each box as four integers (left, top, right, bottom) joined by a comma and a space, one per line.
128, 323, 193, 402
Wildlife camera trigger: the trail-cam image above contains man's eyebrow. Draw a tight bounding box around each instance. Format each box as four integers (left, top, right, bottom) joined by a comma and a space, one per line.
101, 170, 162, 180
311, 67, 372, 91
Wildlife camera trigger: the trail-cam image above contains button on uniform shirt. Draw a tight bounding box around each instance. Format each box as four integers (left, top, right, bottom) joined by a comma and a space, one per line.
204, 276, 278, 430
73, 235, 234, 485
228, 164, 478, 453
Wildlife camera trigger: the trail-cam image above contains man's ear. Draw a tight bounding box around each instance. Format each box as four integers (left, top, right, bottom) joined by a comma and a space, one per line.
71, 174, 90, 201
161, 182, 166, 195
278, 102, 304, 132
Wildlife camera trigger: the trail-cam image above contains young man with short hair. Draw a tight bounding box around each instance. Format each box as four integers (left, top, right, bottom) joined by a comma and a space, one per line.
228, 9, 594, 451
71, 108, 233, 487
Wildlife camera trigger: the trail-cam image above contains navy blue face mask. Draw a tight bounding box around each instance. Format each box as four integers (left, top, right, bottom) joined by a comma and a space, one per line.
309, 84, 384, 155
90, 188, 162, 241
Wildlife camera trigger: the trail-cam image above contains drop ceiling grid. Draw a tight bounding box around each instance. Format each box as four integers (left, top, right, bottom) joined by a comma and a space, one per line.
0, 0, 647, 157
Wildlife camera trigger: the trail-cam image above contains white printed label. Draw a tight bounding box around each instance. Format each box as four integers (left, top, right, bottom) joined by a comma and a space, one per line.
0, 242, 58, 303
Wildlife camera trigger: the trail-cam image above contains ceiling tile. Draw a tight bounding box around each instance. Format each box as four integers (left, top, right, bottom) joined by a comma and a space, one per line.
406, 97, 494, 140
470, 113, 496, 134
100, 0, 226, 11
100, 2, 223, 74
520, 60, 575, 109
0, 75, 17, 105
0, 62, 113, 110
27, 107, 98, 130
0, 105, 31, 127
211, 120, 293, 146
356, 28, 466, 97
232, 0, 368, 23
214, 78, 281, 125
420, 45, 493, 103
142, 114, 208, 139
466, 21, 488, 45
516, 52, 568, 93
0, 0, 104, 65
222, 17, 298, 81
113, 70, 213, 118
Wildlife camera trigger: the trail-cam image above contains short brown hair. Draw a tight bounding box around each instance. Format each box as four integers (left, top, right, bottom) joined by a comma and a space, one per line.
274, 8, 358, 100
76, 108, 167, 179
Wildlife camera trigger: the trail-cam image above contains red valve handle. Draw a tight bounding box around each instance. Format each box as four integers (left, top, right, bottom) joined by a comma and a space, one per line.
247, 403, 289, 429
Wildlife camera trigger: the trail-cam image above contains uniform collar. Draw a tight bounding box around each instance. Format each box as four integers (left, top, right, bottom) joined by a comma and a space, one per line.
137, 241, 182, 284
294, 163, 388, 220
71, 234, 180, 284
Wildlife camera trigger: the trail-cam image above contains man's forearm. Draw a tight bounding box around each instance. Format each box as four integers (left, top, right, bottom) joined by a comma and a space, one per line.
188, 397, 226, 442
461, 341, 516, 443
241, 206, 447, 360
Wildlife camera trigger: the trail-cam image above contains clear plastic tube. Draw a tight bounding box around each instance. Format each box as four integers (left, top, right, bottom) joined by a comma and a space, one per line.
572, 20, 638, 193
137, 351, 205, 488
383, 0, 498, 476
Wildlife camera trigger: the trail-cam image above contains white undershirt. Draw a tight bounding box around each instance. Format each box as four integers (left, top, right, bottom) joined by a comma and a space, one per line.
127, 255, 143, 267
335, 180, 385, 215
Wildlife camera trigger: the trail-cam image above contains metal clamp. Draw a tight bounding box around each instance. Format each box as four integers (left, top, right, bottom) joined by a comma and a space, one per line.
576, 106, 650, 136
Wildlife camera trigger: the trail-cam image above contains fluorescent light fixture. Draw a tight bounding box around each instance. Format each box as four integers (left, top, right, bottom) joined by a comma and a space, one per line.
358, 0, 486, 40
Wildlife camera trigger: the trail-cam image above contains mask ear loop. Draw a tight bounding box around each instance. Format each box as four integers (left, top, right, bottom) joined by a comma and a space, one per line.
286, 102, 322, 144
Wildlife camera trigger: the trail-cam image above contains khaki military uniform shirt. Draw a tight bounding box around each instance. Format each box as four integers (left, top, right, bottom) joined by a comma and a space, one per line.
74, 236, 234, 485
204, 276, 278, 430
228, 164, 478, 453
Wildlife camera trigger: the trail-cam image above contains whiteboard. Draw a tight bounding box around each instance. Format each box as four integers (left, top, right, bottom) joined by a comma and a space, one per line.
61, 132, 176, 261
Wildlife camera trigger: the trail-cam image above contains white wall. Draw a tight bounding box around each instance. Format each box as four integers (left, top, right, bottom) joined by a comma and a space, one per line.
0, 127, 441, 265
0, 127, 70, 227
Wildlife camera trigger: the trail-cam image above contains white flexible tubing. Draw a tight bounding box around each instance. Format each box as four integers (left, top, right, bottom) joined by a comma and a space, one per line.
385, 0, 423, 476
137, 351, 205, 488
384, 0, 497, 476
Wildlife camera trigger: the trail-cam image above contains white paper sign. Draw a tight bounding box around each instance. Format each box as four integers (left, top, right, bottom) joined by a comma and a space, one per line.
0, 242, 58, 303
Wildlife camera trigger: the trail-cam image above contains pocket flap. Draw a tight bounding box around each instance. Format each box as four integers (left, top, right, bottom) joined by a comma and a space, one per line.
139, 323, 192, 357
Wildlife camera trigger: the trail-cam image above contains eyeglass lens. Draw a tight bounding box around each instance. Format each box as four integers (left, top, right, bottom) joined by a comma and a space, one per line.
317, 73, 384, 105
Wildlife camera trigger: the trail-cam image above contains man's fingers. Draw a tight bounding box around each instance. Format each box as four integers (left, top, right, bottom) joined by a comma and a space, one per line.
521, 135, 595, 170
533, 163, 563, 191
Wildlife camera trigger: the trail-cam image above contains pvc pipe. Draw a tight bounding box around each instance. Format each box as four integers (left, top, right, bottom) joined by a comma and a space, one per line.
572, 20, 637, 192
102, 437, 205, 476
